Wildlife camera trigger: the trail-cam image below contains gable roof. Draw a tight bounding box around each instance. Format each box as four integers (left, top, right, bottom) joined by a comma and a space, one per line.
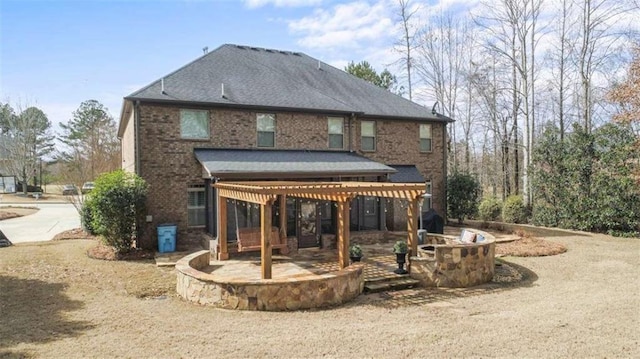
124, 44, 452, 123
194, 148, 396, 179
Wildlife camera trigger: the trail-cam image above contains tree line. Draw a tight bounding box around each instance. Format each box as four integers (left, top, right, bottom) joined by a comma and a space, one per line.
350, 0, 639, 235
0, 100, 120, 194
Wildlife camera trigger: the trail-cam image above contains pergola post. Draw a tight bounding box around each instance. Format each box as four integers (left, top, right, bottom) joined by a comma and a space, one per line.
261, 202, 273, 279
406, 197, 419, 272
217, 196, 229, 260
279, 195, 287, 242
336, 199, 351, 269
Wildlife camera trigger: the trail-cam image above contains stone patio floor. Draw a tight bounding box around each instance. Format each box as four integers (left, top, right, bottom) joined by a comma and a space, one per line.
156, 226, 515, 282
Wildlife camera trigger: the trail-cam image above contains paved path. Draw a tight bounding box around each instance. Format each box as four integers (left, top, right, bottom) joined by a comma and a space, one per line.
0, 203, 80, 243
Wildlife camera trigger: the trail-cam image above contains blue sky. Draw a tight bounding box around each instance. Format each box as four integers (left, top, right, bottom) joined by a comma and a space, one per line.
1, 0, 443, 130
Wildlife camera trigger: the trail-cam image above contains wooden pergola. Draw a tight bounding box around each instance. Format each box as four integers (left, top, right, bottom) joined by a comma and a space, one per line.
213, 181, 427, 279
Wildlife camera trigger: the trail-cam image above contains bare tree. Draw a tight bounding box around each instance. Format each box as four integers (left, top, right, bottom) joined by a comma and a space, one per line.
57, 100, 120, 212
575, 0, 628, 133
414, 12, 474, 174
475, 0, 543, 206
394, 0, 419, 101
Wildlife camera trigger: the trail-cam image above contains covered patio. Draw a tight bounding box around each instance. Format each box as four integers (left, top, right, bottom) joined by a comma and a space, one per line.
213, 181, 427, 279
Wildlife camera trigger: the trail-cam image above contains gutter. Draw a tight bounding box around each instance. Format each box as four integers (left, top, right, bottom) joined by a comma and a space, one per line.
134, 101, 141, 175
443, 122, 448, 223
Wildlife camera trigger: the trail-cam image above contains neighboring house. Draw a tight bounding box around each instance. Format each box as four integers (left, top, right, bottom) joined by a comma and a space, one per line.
118, 44, 453, 250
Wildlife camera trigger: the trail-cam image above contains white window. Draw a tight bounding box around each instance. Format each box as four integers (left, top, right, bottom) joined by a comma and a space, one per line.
257, 114, 275, 148
328, 117, 344, 149
423, 181, 432, 212
180, 109, 209, 139
361, 121, 376, 151
420, 124, 432, 152
188, 187, 206, 227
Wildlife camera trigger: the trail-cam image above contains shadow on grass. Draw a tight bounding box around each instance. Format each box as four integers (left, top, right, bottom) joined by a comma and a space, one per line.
0, 276, 94, 352
346, 259, 538, 309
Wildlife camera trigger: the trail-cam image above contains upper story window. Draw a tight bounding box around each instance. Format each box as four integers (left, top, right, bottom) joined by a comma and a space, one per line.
361, 121, 376, 151
180, 109, 209, 139
420, 124, 432, 152
257, 113, 275, 148
328, 117, 344, 149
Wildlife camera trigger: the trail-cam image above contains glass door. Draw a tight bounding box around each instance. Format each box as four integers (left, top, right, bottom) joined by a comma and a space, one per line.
298, 201, 319, 248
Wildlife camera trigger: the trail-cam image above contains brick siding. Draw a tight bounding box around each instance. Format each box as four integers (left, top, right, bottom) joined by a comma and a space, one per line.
124, 103, 447, 249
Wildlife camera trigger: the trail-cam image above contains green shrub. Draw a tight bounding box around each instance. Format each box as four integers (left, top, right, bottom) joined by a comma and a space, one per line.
80, 199, 96, 235
349, 244, 363, 257
90, 170, 148, 252
447, 172, 480, 223
393, 240, 408, 254
502, 195, 527, 224
478, 197, 502, 222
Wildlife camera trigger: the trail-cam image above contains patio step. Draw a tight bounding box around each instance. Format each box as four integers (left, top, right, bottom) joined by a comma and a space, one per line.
364, 276, 420, 293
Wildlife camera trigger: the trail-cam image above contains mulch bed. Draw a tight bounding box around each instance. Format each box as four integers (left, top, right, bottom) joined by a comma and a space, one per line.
496, 234, 568, 257
52, 228, 155, 261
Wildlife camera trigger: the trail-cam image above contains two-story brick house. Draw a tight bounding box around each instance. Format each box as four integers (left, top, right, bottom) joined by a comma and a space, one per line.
118, 44, 452, 251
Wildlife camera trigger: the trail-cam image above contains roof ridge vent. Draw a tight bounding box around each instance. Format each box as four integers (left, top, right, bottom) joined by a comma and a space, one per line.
236, 45, 246, 49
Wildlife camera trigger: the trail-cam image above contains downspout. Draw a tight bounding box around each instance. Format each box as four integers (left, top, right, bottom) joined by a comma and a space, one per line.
348, 113, 355, 152
442, 121, 448, 223
134, 101, 141, 175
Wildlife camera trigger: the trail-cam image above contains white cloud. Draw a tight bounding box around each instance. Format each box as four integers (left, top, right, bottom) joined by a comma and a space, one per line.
288, 1, 395, 50
244, 0, 322, 8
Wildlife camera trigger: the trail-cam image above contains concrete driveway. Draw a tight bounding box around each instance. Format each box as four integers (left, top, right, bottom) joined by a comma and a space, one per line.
0, 203, 80, 243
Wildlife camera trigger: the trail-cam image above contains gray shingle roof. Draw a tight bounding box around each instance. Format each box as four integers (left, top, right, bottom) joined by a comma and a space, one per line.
127, 44, 451, 122
388, 165, 425, 183
194, 148, 396, 179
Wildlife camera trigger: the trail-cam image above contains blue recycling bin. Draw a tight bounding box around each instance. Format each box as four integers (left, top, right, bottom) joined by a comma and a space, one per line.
157, 224, 177, 253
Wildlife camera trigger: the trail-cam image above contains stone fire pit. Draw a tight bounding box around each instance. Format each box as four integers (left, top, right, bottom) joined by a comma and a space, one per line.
409, 230, 495, 287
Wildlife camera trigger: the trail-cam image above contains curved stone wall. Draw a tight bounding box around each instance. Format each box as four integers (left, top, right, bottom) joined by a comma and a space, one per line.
409, 230, 495, 288
176, 251, 365, 311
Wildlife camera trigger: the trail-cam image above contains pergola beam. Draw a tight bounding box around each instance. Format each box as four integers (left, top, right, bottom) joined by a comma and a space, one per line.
212, 181, 427, 277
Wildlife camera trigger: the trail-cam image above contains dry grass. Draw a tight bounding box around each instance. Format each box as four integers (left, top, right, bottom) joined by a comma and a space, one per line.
0, 206, 38, 221
0, 234, 638, 358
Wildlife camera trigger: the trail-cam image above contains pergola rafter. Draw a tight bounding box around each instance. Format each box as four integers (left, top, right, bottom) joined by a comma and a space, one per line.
213, 181, 426, 279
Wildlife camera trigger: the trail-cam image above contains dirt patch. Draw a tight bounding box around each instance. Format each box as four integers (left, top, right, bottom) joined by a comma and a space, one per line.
0, 206, 38, 220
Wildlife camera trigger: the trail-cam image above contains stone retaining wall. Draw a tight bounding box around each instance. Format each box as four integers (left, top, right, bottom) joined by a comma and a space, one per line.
409, 230, 495, 288
176, 251, 365, 311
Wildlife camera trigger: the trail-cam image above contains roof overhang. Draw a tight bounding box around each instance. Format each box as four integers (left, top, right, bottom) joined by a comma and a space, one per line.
194, 148, 396, 180
117, 99, 134, 139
